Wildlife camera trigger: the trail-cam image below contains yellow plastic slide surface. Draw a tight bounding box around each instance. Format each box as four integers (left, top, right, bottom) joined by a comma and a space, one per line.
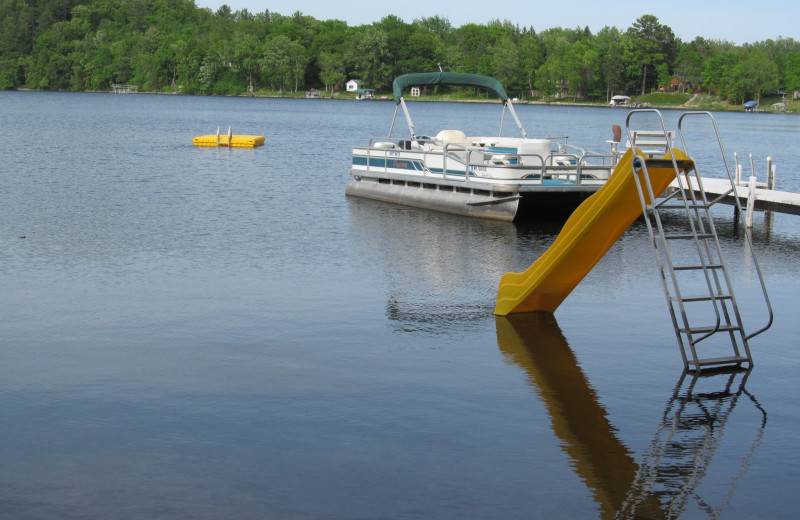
495, 148, 691, 315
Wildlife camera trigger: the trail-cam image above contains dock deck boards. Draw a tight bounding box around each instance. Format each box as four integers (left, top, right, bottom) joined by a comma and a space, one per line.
668, 177, 800, 216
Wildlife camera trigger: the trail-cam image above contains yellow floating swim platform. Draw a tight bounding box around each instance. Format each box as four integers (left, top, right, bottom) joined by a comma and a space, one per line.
193, 134, 265, 148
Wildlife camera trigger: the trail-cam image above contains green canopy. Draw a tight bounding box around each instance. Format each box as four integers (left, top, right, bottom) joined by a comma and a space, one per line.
392, 72, 509, 103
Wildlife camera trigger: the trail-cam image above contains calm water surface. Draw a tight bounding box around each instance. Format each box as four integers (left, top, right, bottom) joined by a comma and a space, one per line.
1, 92, 799, 519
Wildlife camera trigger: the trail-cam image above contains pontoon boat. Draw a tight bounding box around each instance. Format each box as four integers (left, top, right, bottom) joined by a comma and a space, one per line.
346, 72, 620, 221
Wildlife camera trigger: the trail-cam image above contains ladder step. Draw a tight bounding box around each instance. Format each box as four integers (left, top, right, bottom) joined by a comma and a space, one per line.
671, 294, 732, 303
664, 233, 715, 240
673, 264, 723, 271
679, 324, 742, 334
689, 356, 751, 368
655, 203, 711, 210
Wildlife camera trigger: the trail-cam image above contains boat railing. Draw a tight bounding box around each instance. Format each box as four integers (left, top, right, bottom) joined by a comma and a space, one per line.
559, 142, 586, 156
453, 143, 548, 184
362, 137, 612, 185
556, 135, 620, 167
579, 152, 617, 172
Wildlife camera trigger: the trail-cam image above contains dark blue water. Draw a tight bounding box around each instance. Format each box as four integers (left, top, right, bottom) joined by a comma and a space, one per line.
1, 91, 799, 519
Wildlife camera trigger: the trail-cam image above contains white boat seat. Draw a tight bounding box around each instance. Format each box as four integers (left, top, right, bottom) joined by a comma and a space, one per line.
490, 154, 518, 165
435, 129, 468, 144
484, 138, 551, 166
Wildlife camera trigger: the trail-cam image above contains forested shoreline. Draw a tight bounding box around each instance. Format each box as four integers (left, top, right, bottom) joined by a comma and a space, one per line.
1, 0, 798, 105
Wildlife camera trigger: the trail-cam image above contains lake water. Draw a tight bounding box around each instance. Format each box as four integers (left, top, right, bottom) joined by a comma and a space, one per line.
1, 91, 799, 519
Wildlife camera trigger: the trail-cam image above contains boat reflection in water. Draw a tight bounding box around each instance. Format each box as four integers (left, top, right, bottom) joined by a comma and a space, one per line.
496, 313, 766, 520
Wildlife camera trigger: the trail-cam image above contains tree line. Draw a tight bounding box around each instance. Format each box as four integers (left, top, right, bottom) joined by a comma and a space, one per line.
2, 0, 799, 104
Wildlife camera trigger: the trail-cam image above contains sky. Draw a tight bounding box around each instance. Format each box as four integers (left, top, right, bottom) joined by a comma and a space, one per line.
194, 0, 797, 45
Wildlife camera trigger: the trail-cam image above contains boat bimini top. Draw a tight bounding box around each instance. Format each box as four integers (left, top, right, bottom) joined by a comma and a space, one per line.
389, 72, 528, 140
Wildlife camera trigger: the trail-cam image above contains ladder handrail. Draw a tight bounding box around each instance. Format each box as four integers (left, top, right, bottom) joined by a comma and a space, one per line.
626, 110, 729, 348
676, 112, 774, 341
630, 152, 725, 347
624, 109, 770, 370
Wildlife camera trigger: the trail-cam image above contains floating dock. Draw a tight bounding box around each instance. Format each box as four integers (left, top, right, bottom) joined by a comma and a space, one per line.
193, 127, 265, 148
193, 134, 265, 148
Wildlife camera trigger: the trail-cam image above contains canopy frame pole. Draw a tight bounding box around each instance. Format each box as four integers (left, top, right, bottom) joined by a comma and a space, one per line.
398, 97, 417, 140
388, 103, 400, 138
504, 100, 527, 138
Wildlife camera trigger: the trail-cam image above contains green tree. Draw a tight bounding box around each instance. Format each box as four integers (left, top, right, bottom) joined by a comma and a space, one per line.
1, 1, 794, 99
702, 49, 741, 97
318, 51, 345, 91
656, 62, 671, 90
731, 46, 778, 103
396, 23, 444, 76
262, 35, 292, 91
487, 37, 518, 90
595, 27, 626, 99
567, 39, 599, 98
782, 51, 800, 92
414, 15, 451, 40
373, 14, 412, 77
518, 34, 544, 92
673, 43, 703, 92
448, 23, 485, 72
535, 56, 566, 98
288, 40, 308, 91
344, 25, 390, 88
233, 32, 262, 92
627, 15, 677, 95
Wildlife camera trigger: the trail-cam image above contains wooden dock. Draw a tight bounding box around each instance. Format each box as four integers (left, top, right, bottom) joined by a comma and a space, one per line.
668, 177, 800, 216
110, 83, 138, 93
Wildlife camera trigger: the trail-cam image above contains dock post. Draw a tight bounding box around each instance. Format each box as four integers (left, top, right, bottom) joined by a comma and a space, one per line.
767, 157, 775, 190
734, 152, 741, 185
765, 157, 775, 221
746, 175, 757, 228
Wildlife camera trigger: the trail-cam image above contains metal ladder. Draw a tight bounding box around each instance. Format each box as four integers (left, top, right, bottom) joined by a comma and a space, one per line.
626, 110, 772, 371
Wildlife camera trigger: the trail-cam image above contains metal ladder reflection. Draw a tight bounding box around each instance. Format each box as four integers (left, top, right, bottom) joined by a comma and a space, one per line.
616, 369, 767, 519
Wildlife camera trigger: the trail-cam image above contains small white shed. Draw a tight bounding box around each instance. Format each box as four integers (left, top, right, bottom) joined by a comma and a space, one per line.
346, 79, 362, 92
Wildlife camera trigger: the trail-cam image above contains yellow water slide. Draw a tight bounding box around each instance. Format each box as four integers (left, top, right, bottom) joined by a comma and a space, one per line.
495, 148, 693, 315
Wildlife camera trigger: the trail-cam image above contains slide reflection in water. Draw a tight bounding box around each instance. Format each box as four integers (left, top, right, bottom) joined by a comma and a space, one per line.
495, 313, 645, 519
495, 313, 766, 519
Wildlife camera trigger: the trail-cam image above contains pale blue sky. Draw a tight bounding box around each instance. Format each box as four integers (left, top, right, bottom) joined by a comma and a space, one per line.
194, 0, 797, 45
